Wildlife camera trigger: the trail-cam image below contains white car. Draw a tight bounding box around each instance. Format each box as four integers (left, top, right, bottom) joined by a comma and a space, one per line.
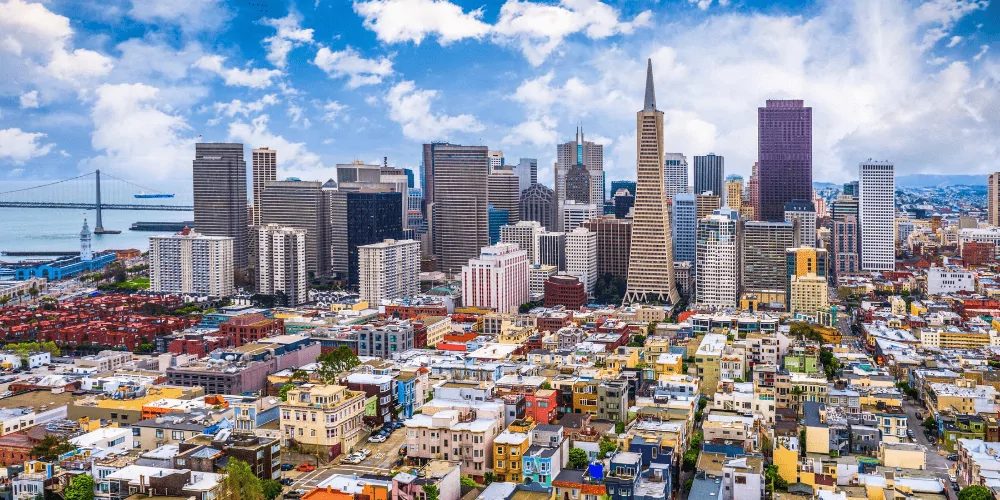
360, 448, 373, 457
343, 454, 363, 464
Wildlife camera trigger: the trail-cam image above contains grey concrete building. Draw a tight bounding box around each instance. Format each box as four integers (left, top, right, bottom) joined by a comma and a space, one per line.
693, 153, 725, 199
520, 183, 556, 231
193, 142, 248, 269
259, 180, 326, 277
427, 144, 490, 274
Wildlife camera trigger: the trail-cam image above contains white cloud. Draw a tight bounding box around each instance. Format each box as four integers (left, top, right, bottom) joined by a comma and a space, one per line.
384, 80, 484, 141
352, 0, 490, 45
19, 90, 39, 109
114, 38, 204, 82
502, 115, 558, 146
207, 94, 280, 124
193, 55, 283, 89
228, 115, 325, 179
261, 10, 315, 68
129, 0, 231, 33
914, 0, 987, 49
946, 35, 963, 48
974, 44, 990, 61
313, 46, 393, 88
321, 100, 348, 122
0, 128, 54, 162
8, 168, 24, 176
46, 48, 114, 81
83, 83, 195, 184
688, 0, 729, 10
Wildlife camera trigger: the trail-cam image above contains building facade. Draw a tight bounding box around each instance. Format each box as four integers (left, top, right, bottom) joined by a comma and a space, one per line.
149, 229, 234, 297
672, 193, 697, 265
560, 201, 599, 232
784, 199, 817, 248
429, 144, 490, 275
192, 142, 248, 269
252, 147, 276, 226
255, 225, 308, 306
259, 180, 326, 276
664, 153, 688, 201
520, 183, 556, 231
500, 221, 544, 264
694, 153, 725, 199
488, 171, 521, 225
756, 100, 812, 221
741, 221, 799, 304
859, 160, 896, 271
786, 247, 829, 314
565, 227, 597, 297
696, 210, 740, 308
280, 384, 366, 459
461, 244, 530, 313
582, 216, 631, 280
358, 239, 421, 305
537, 232, 566, 270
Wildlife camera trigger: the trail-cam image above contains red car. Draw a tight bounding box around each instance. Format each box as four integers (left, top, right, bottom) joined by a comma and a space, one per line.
296, 463, 316, 472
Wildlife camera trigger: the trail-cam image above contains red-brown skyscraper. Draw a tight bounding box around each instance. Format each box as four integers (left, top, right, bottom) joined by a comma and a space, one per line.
757, 100, 812, 221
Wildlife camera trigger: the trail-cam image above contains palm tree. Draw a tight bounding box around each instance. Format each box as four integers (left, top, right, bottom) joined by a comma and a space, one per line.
28, 286, 39, 303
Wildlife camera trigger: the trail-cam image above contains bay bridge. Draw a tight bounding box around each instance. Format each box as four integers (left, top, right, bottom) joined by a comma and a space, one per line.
0, 170, 192, 233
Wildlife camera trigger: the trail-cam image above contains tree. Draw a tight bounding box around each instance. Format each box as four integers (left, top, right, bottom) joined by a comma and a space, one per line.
0, 296, 10, 308
598, 437, 617, 457
923, 417, 938, 434
262, 480, 283, 500
629, 334, 646, 347
483, 472, 495, 486
959, 485, 993, 500
220, 459, 264, 500
460, 476, 478, 489
594, 274, 627, 305
764, 464, 787, 494
316, 346, 361, 382
422, 485, 440, 500
568, 447, 589, 469
279, 383, 295, 401
540, 381, 552, 390
615, 421, 626, 434
66, 473, 95, 500
30, 435, 75, 461
519, 303, 533, 314
682, 448, 699, 471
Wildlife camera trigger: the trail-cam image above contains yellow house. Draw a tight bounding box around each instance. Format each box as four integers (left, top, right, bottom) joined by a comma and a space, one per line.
910, 301, 928, 317
644, 338, 673, 359
494, 429, 530, 483
330, 301, 370, 312
773, 436, 799, 484
654, 353, 683, 379
606, 346, 641, 371
878, 442, 925, 469
498, 325, 535, 345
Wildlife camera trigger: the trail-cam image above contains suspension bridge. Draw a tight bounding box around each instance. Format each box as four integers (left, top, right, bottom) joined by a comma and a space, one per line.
0, 170, 193, 233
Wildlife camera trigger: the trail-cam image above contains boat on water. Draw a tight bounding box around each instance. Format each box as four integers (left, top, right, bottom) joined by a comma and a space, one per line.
134, 193, 175, 199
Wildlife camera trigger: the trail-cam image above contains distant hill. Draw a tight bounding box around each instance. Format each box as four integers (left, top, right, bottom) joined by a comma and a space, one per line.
895, 174, 986, 187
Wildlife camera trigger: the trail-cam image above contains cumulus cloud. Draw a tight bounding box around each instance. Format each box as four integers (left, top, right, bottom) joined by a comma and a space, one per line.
228, 115, 325, 179
206, 94, 279, 124
0, 128, 54, 162
384, 80, 484, 141
261, 10, 315, 68
128, 0, 231, 33
321, 100, 348, 122
82, 83, 195, 184
688, 0, 729, 9
313, 46, 394, 88
193, 55, 283, 89
19, 91, 39, 109
352, 0, 490, 45
502, 115, 558, 146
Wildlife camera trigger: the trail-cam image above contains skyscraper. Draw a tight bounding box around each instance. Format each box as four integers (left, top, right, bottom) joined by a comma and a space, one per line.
582, 216, 631, 280
695, 209, 740, 308
671, 193, 697, 265
520, 183, 556, 230
500, 221, 543, 264
783, 200, 817, 248
693, 154, 725, 198
461, 243, 529, 313
150, 228, 234, 297
741, 220, 799, 304
347, 192, 403, 286
625, 59, 679, 304
488, 171, 521, 225
832, 215, 859, 277
537, 232, 566, 270
560, 201, 599, 232
358, 239, 420, 305
746, 162, 759, 220
757, 100, 812, 221
556, 128, 604, 215
564, 163, 591, 205
193, 143, 248, 269
255, 224, 308, 306
859, 160, 895, 271
259, 180, 326, 276
664, 153, 689, 201
696, 192, 721, 221
610, 180, 637, 197
566, 227, 597, 298
725, 175, 744, 213
786, 246, 828, 314
428, 144, 490, 274
515, 158, 538, 193
252, 147, 276, 226
488, 150, 505, 172
989, 172, 1000, 226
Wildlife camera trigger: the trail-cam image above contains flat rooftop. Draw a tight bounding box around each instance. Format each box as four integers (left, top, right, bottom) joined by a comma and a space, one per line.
0, 389, 80, 413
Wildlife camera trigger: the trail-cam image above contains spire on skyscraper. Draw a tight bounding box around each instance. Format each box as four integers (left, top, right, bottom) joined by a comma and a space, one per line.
643, 58, 656, 111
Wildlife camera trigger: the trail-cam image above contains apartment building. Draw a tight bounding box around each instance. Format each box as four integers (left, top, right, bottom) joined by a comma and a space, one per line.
279, 384, 367, 459
403, 398, 504, 479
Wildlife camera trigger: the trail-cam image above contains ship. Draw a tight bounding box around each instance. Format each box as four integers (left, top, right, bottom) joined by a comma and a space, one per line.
134, 193, 175, 199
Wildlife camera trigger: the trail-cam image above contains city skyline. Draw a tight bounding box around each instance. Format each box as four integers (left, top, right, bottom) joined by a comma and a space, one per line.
0, 0, 996, 194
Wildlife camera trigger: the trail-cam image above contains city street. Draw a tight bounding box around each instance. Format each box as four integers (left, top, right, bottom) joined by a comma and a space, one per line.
285, 427, 408, 495
901, 397, 958, 499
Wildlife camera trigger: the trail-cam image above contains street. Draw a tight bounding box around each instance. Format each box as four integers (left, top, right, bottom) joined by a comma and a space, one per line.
284, 427, 408, 496
901, 397, 958, 499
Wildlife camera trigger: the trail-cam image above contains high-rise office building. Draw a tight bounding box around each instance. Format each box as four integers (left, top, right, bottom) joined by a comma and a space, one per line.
843, 181, 859, 197
358, 239, 420, 305
461, 243, 529, 313
537, 232, 566, 271
725, 175, 744, 213
403, 168, 415, 188
380, 166, 411, 229
814, 191, 827, 219
556, 128, 604, 214
694, 154, 725, 198
784, 200, 817, 248
859, 160, 896, 271
695, 209, 740, 308
566, 227, 597, 297
500, 221, 544, 264
989, 173, 1000, 226
625, 59, 679, 304
582, 216, 631, 280
347, 192, 403, 286
831, 192, 860, 278
696, 193, 721, 221
610, 180, 636, 197
757, 100, 812, 221
564, 163, 591, 205
786, 246, 828, 314
260, 180, 326, 276
255, 224, 308, 306
252, 147, 276, 226
612, 189, 635, 219
672, 193, 697, 265
193, 142, 248, 269
488, 171, 521, 225
746, 162, 759, 220
149, 228, 234, 297
520, 183, 556, 231
561, 201, 599, 232
664, 153, 689, 201
529, 264, 558, 296
428, 144, 490, 274
741, 220, 799, 304
488, 207, 509, 245
337, 161, 410, 230
488, 150, 504, 172
515, 158, 538, 193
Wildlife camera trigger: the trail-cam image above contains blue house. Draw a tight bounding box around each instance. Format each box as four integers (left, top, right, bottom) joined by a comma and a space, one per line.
628, 435, 674, 469
395, 372, 417, 418
605, 452, 642, 500
522, 424, 568, 487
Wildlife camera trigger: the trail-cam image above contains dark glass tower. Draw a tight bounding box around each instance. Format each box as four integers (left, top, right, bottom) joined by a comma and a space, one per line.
757, 100, 812, 221
347, 192, 403, 286
193, 143, 248, 270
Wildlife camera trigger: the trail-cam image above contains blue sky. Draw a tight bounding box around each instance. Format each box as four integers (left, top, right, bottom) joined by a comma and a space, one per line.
1, 0, 997, 194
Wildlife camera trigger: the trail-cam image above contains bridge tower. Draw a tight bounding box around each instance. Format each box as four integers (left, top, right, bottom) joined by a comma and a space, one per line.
95, 169, 104, 232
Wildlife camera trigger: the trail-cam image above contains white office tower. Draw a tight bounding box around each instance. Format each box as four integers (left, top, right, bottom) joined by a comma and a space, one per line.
784, 200, 817, 248
149, 228, 234, 297
529, 264, 558, 295
695, 208, 740, 308
358, 239, 420, 305
561, 201, 599, 232
256, 225, 308, 306
565, 227, 598, 298
664, 153, 689, 201
859, 161, 896, 271
461, 243, 530, 313
488, 150, 505, 172
500, 221, 544, 264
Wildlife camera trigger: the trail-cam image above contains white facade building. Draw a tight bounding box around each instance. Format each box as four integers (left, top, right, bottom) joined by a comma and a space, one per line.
149, 229, 234, 297
255, 224, 308, 306
560, 201, 599, 232
565, 227, 597, 298
461, 244, 530, 313
859, 161, 896, 271
500, 221, 544, 264
529, 264, 558, 296
359, 239, 421, 305
927, 266, 976, 294
695, 210, 740, 308
784, 201, 817, 248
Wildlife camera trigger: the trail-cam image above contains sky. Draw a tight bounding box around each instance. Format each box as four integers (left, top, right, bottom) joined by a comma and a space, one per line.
0, 0, 997, 195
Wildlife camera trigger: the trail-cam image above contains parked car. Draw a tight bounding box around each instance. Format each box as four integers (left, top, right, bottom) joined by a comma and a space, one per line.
343, 454, 363, 465
280, 463, 294, 471
952, 481, 960, 492
279, 478, 294, 486
368, 434, 386, 443
360, 448, 372, 458
947, 454, 959, 461
399, 446, 408, 456
296, 463, 316, 472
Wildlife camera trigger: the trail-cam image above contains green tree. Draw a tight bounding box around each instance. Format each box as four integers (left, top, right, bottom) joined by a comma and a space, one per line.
923, 417, 938, 434
279, 383, 295, 402
959, 485, 993, 500
66, 473, 95, 500
262, 479, 283, 500
594, 274, 628, 305
519, 303, 533, 314
629, 334, 646, 347
682, 448, 699, 471
220, 459, 264, 500
460, 476, 478, 489
568, 447, 589, 469
483, 471, 495, 485
698, 398, 708, 411
598, 437, 617, 457
422, 485, 440, 500
30, 435, 75, 461
540, 381, 552, 390
315, 346, 361, 383
615, 421, 625, 434
764, 464, 788, 494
